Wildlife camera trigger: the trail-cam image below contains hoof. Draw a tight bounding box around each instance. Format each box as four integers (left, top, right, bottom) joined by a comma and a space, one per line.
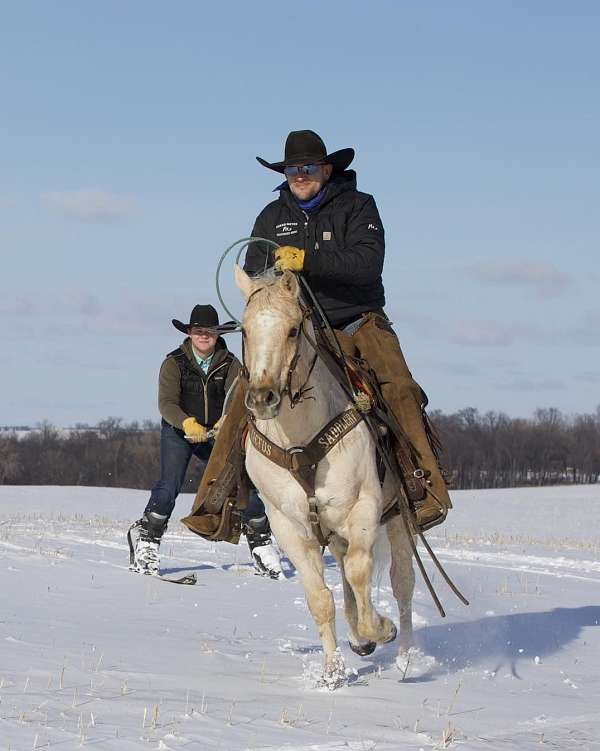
349, 639, 376, 656
383, 620, 397, 644
318, 650, 347, 690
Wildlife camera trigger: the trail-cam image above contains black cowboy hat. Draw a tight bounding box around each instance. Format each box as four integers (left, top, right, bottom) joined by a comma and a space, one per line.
172, 304, 237, 335
256, 130, 355, 174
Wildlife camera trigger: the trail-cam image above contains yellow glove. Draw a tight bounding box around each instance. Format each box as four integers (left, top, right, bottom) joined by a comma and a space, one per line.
182, 417, 208, 443
274, 245, 305, 272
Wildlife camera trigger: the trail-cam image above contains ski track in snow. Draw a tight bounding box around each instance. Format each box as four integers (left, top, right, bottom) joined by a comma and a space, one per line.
4, 535, 600, 582
1, 484, 599, 751
433, 548, 600, 582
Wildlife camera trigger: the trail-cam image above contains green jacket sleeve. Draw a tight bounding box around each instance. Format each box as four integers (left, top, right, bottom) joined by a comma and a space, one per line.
158, 357, 189, 429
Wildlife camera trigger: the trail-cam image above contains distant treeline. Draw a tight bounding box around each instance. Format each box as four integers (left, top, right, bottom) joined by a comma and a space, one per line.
0, 419, 205, 495
1, 408, 599, 490
431, 407, 600, 488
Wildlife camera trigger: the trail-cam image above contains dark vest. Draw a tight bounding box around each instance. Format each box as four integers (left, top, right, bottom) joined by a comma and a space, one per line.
168, 346, 234, 428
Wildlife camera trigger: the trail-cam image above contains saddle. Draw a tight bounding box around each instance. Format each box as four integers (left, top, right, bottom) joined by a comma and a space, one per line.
312, 325, 442, 526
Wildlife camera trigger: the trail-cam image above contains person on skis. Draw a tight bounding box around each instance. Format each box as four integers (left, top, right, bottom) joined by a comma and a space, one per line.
131, 304, 284, 579
183, 130, 452, 537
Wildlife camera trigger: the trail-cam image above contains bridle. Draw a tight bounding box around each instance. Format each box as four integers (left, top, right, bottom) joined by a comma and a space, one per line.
240, 290, 318, 410
286, 308, 319, 408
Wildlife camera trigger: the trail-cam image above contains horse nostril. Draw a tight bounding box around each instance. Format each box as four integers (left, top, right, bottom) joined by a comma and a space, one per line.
245, 387, 280, 412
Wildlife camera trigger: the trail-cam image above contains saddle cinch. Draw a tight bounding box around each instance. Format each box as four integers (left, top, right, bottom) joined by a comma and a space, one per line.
180, 325, 451, 546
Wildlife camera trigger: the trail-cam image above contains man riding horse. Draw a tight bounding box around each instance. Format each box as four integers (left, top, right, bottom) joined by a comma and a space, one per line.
182, 129, 451, 540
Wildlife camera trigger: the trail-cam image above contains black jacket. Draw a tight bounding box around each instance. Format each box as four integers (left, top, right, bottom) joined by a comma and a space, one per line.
158, 337, 240, 429
244, 170, 386, 327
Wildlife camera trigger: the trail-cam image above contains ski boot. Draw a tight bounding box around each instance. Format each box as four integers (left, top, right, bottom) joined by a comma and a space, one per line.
244, 515, 284, 580
128, 512, 168, 576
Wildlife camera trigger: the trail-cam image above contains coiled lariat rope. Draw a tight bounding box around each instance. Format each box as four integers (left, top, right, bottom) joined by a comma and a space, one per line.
215, 237, 357, 400
215, 237, 279, 324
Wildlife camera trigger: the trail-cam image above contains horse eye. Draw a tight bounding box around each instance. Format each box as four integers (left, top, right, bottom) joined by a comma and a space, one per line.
288, 327, 299, 339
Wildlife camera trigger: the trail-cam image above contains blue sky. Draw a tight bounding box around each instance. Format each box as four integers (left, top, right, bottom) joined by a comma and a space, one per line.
1, 1, 599, 425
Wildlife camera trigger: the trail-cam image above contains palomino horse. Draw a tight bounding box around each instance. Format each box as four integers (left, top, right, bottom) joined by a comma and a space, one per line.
236, 266, 421, 688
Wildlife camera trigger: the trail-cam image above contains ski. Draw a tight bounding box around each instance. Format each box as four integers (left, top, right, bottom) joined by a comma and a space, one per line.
129, 566, 198, 585
156, 572, 198, 585
127, 520, 198, 585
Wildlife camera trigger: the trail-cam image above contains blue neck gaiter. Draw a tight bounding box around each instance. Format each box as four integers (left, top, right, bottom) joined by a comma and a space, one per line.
296, 185, 327, 214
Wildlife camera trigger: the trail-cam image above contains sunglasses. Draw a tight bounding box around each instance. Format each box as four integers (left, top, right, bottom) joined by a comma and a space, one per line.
189, 327, 217, 336
283, 163, 323, 177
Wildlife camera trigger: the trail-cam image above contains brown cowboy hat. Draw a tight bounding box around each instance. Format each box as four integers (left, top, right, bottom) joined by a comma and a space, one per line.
172, 304, 237, 335
256, 130, 355, 174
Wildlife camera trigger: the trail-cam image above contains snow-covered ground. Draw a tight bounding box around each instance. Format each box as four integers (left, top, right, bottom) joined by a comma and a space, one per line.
1, 484, 599, 750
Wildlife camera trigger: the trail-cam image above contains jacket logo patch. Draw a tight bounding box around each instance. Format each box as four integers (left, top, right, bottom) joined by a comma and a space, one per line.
368, 223, 379, 230
275, 221, 299, 238
323, 231, 331, 240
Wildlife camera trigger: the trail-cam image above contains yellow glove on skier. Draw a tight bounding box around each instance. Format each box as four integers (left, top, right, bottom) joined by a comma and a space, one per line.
182, 417, 208, 443
275, 246, 305, 272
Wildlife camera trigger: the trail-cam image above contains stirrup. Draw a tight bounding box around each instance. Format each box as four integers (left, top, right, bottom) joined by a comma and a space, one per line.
414, 492, 449, 532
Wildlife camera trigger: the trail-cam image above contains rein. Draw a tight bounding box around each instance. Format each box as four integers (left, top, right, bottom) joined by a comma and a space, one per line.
302, 306, 469, 617
285, 310, 318, 409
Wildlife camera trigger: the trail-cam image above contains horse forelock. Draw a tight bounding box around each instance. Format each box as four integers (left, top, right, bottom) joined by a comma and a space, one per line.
244, 275, 302, 326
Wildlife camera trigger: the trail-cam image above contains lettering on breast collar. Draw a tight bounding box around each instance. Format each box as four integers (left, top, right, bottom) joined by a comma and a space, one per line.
250, 430, 272, 457
317, 410, 360, 448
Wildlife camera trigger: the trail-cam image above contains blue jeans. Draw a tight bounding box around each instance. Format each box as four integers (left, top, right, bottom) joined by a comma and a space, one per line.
144, 422, 266, 524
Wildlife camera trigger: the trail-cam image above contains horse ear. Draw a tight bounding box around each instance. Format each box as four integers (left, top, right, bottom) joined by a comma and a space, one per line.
280, 270, 300, 299
234, 264, 254, 300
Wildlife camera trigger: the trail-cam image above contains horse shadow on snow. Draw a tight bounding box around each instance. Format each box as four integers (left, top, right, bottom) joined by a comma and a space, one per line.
349, 605, 600, 683
165, 557, 600, 682
368, 605, 600, 680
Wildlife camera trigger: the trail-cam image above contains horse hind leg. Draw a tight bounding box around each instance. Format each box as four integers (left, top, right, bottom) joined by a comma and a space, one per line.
386, 514, 416, 652
386, 514, 436, 677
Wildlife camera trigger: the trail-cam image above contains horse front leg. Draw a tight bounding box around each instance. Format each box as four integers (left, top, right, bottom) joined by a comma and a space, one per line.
342, 495, 397, 647
328, 534, 376, 656
267, 505, 345, 688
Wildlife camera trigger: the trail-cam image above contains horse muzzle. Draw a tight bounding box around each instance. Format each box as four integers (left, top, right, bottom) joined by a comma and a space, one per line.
245, 385, 282, 419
